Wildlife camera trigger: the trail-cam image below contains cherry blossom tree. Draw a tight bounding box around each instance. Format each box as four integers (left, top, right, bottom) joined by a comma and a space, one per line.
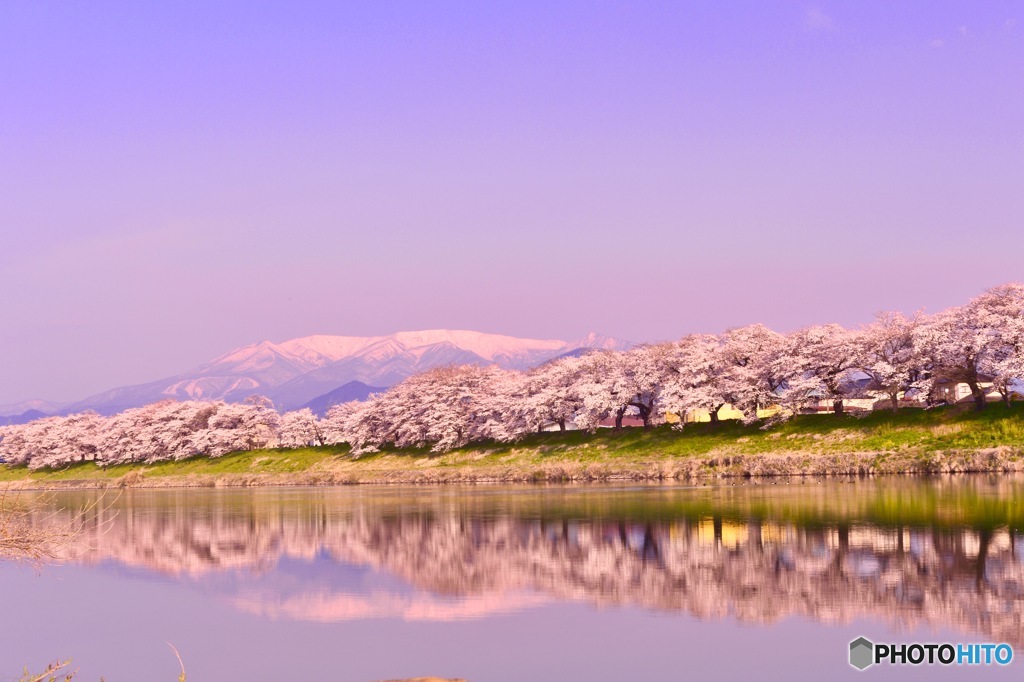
241, 395, 282, 449
989, 338, 1024, 408
278, 408, 324, 448
97, 406, 151, 465
0, 411, 106, 470
569, 346, 668, 430
857, 311, 927, 411
471, 367, 533, 442
617, 345, 670, 428
788, 324, 862, 415
19, 418, 67, 469
975, 284, 1024, 407
0, 424, 30, 465
519, 356, 586, 432
16, 412, 107, 470
915, 284, 1024, 410
571, 351, 625, 430
320, 400, 371, 449
404, 365, 519, 451
58, 411, 105, 463
99, 401, 213, 464
332, 365, 523, 454
198, 402, 263, 456
718, 324, 790, 422
658, 335, 728, 426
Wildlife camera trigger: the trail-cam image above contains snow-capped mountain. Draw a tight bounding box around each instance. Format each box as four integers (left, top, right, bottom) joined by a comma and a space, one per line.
62, 330, 632, 414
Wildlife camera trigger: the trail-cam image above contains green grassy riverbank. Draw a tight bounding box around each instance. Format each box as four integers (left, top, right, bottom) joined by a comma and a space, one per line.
3, 404, 1024, 489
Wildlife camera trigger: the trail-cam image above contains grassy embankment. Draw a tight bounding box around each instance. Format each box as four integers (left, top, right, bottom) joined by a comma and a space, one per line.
2, 404, 1024, 488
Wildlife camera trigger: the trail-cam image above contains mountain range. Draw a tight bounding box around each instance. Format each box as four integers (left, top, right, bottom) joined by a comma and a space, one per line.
18, 330, 629, 417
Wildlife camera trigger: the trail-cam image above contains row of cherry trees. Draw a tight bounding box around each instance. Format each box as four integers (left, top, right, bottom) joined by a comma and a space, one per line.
2, 283, 1022, 468
0, 396, 325, 469
330, 283, 1024, 454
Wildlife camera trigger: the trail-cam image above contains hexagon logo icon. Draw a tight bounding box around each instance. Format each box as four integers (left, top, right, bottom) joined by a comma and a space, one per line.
850, 636, 874, 670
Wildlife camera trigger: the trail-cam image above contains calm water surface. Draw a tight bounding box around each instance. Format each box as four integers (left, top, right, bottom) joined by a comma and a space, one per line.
3, 477, 1023, 680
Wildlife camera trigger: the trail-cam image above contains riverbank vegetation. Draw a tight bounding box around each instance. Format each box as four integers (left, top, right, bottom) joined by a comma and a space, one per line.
0, 487, 80, 561
2, 403, 1023, 487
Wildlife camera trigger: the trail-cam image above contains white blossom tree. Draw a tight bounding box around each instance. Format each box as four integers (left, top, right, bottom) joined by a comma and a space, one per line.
471, 367, 533, 442
788, 324, 863, 415
857, 311, 927, 411
320, 399, 371, 449
0, 424, 31, 465
197, 402, 260, 456
278, 408, 324, 448
571, 351, 626, 430
99, 401, 213, 464
570, 346, 669, 430
718, 324, 790, 422
658, 335, 728, 426
976, 284, 1024, 407
519, 356, 586, 432
915, 284, 1024, 410
19, 412, 107, 470
331, 365, 521, 454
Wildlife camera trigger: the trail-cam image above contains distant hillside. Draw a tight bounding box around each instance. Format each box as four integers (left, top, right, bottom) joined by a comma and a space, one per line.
0, 399, 64, 418
301, 381, 385, 417
53, 329, 631, 415
1, 409, 49, 426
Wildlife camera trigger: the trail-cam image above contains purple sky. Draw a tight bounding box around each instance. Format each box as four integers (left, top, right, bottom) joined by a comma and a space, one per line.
2, 1, 1023, 405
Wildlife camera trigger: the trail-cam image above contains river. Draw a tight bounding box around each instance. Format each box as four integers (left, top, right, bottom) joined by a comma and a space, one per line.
2, 476, 1022, 679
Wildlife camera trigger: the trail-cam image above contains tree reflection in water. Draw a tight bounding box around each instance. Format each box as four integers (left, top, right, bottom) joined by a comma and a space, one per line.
13, 477, 1024, 646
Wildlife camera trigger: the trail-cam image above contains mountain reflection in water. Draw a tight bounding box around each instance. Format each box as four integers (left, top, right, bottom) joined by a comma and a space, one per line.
19, 477, 1024, 647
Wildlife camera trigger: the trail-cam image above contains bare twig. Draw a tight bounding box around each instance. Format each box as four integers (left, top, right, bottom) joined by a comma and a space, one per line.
19, 658, 76, 682
0, 478, 120, 566
167, 642, 186, 682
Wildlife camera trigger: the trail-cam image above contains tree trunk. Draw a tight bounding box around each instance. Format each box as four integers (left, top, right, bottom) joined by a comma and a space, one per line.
889, 392, 900, 412
833, 399, 845, 415
558, 419, 566, 432
709, 405, 721, 424
614, 406, 626, 430
967, 379, 987, 411
637, 404, 651, 429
